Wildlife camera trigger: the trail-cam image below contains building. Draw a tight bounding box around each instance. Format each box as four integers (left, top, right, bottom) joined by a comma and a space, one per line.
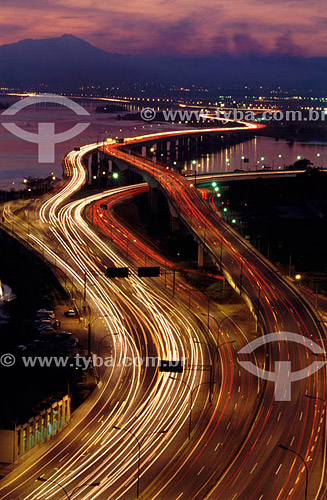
0, 395, 70, 464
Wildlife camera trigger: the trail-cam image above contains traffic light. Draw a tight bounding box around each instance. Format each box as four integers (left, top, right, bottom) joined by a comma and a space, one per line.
138, 267, 160, 277
159, 360, 184, 373
112, 172, 119, 179
106, 267, 129, 278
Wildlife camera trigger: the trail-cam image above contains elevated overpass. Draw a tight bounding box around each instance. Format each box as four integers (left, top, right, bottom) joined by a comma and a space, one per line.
99, 128, 326, 498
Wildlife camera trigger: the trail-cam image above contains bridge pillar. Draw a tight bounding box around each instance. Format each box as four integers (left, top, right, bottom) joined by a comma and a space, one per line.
148, 186, 159, 215
90, 153, 99, 183
146, 146, 154, 157
171, 215, 180, 232
197, 244, 204, 268
183, 136, 189, 151
156, 142, 162, 159
189, 137, 197, 152
161, 141, 167, 157
169, 141, 177, 159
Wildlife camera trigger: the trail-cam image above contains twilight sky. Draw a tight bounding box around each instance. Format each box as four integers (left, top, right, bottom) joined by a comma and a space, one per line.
0, 0, 326, 57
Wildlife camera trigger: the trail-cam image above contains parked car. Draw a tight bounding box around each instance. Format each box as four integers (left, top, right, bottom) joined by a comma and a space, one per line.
38, 325, 55, 334
15, 345, 27, 352
55, 331, 72, 341
27, 340, 45, 350
68, 336, 79, 347
36, 309, 54, 319
35, 318, 52, 326
64, 309, 76, 318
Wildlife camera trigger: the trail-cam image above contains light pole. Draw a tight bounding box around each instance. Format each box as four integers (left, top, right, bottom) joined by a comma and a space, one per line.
192, 159, 197, 186
169, 376, 210, 440
278, 153, 285, 169
70, 481, 101, 497
37, 477, 70, 499
200, 311, 237, 341
239, 249, 249, 294
218, 316, 236, 336
193, 339, 236, 403
97, 332, 120, 378
98, 332, 120, 352
112, 426, 167, 499
88, 314, 108, 358
37, 477, 100, 499
305, 394, 326, 470
278, 444, 308, 500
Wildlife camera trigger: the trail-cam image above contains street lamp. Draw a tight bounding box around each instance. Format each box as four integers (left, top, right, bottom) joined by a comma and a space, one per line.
193, 339, 236, 402
71, 482, 101, 497
37, 477, 100, 499
169, 376, 213, 439
112, 426, 167, 499
305, 394, 326, 459
192, 160, 197, 187
98, 331, 120, 352
295, 274, 302, 287
37, 477, 70, 500
218, 316, 237, 335
88, 314, 109, 357
239, 249, 249, 293
278, 444, 308, 500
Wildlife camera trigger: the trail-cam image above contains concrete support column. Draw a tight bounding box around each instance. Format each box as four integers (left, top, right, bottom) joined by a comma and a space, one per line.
146, 146, 154, 157
171, 215, 180, 232
198, 244, 204, 268
169, 141, 176, 158
148, 186, 159, 215
161, 141, 167, 157
156, 142, 162, 159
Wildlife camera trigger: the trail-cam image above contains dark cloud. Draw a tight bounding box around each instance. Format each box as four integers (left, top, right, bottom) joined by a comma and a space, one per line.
0, 0, 324, 57
233, 33, 265, 55
0, 24, 24, 36
274, 33, 306, 55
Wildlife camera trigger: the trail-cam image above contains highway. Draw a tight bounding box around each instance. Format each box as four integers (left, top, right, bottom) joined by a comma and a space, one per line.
102, 134, 327, 499
0, 118, 325, 499
0, 144, 258, 499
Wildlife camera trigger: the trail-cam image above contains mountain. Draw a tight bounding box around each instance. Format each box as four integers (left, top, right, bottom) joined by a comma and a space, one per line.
1, 34, 327, 91
0, 34, 129, 87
